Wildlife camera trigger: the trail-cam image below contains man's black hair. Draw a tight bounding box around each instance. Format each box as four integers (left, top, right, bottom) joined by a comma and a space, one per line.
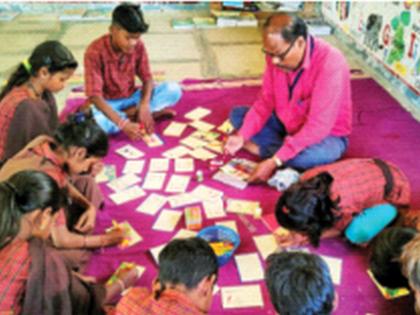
265, 252, 335, 315
264, 14, 308, 43
112, 3, 149, 34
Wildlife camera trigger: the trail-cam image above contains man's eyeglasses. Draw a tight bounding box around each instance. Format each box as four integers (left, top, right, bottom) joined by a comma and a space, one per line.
262, 39, 296, 61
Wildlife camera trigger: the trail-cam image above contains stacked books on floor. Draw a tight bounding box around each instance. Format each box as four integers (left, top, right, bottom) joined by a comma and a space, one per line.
172, 17, 217, 30
211, 10, 258, 27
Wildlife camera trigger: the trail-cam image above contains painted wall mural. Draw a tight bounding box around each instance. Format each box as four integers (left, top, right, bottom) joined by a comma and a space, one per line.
322, 1, 420, 97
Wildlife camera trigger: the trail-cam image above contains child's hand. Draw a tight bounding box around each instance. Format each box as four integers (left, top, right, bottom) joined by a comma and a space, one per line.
224, 134, 244, 155
138, 105, 154, 134
105, 228, 125, 246
89, 161, 104, 177
122, 121, 142, 141
74, 205, 96, 234
275, 231, 309, 248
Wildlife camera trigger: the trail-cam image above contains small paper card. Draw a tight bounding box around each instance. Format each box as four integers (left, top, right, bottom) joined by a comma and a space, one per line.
152, 209, 183, 232
106, 262, 145, 286
122, 160, 145, 174
175, 158, 194, 172
235, 253, 264, 282
190, 130, 220, 142
204, 140, 224, 154
189, 147, 217, 161
218, 119, 234, 134
180, 136, 207, 149
192, 185, 224, 201
189, 120, 215, 132
221, 285, 264, 309
95, 164, 116, 183
226, 198, 260, 216
142, 133, 164, 147
320, 255, 343, 285
203, 197, 225, 219
216, 220, 238, 233
107, 221, 143, 248
184, 107, 211, 120
163, 121, 187, 137
116, 144, 144, 159
149, 158, 170, 172
168, 193, 201, 208
165, 174, 191, 193
107, 173, 142, 192
213, 171, 247, 190
162, 145, 192, 159
253, 234, 278, 260
142, 172, 166, 190
109, 185, 146, 205
136, 193, 167, 215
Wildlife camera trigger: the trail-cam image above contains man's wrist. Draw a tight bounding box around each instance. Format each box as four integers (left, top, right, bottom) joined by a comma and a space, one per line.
271, 156, 283, 167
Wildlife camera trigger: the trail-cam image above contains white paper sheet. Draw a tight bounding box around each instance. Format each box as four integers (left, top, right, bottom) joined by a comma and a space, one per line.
136, 193, 167, 215
235, 253, 264, 282
152, 209, 183, 232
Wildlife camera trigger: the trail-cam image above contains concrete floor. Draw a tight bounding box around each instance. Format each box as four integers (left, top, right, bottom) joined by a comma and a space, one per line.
0, 7, 406, 114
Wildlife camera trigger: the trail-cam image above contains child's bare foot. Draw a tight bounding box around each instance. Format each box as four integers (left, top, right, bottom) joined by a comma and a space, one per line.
152, 108, 176, 121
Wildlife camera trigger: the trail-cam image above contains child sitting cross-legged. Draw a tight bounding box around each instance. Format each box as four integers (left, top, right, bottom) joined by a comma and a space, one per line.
115, 237, 218, 315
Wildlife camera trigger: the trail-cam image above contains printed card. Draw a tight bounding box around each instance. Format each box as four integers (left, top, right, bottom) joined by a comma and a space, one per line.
221, 285, 264, 309
192, 185, 224, 201
320, 255, 342, 285
136, 193, 167, 215
204, 140, 224, 154
165, 174, 191, 193
253, 234, 278, 260
107, 221, 143, 249
109, 185, 146, 205
216, 220, 238, 233
95, 164, 116, 183
175, 158, 194, 172
189, 120, 215, 132
190, 130, 220, 142
149, 158, 170, 172
143, 133, 164, 147
235, 253, 264, 282
189, 147, 217, 161
163, 121, 187, 137
226, 198, 260, 216
152, 209, 183, 232
218, 119, 234, 134
203, 197, 225, 219
107, 173, 142, 192
142, 172, 166, 190
180, 136, 207, 149
116, 144, 144, 159
184, 107, 211, 120
168, 192, 201, 208
213, 171, 247, 190
122, 160, 145, 174
106, 262, 145, 286
162, 145, 192, 159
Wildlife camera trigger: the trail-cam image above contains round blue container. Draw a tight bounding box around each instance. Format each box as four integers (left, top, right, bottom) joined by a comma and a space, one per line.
197, 225, 240, 266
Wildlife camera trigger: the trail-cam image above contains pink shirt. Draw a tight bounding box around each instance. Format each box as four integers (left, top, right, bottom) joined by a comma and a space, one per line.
239, 36, 352, 162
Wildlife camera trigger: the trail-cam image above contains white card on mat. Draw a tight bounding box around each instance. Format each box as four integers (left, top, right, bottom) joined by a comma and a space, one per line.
216, 220, 238, 233
189, 120, 215, 132
149, 158, 170, 172
184, 107, 211, 120
109, 185, 146, 205
320, 255, 342, 285
203, 198, 225, 219
253, 234, 278, 260
143, 133, 163, 147
136, 193, 167, 215
123, 160, 145, 174
115, 144, 144, 159
165, 174, 191, 193
180, 136, 207, 149
163, 121, 187, 137
175, 158, 194, 172
168, 193, 201, 208
107, 173, 142, 192
162, 145, 192, 159
192, 185, 224, 201
152, 209, 183, 232
235, 253, 264, 282
143, 172, 166, 190
189, 147, 217, 161
221, 285, 264, 309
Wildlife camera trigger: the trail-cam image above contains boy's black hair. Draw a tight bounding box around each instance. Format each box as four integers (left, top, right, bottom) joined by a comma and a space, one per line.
264, 13, 308, 43
370, 227, 416, 289
0, 40, 77, 101
54, 111, 108, 157
112, 3, 149, 34
266, 252, 335, 315
275, 172, 341, 247
157, 237, 218, 297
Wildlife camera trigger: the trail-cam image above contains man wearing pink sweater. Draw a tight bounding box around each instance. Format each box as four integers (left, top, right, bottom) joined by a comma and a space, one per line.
224, 14, 352, 183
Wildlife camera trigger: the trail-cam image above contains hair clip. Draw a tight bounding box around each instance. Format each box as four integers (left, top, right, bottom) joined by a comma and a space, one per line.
22, 59, 32, 74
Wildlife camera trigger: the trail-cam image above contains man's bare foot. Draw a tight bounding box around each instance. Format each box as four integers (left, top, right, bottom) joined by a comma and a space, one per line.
152, 108, 176, 121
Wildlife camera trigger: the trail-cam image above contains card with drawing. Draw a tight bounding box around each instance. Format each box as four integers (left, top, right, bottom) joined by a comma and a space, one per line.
143, 133, 164, 147
152, 209, 183, 232
107, 173, 142, 192
162, 145, 192, 159
95, 164, 116, 183
184, 107, 211, 120
142, 172, 166, 190
115, 144, 145, 159
165, 174, 191, 193
221, 285, 264, 309
122, 160, 145, 174
149, 158, 170, 172
163, 121, 187, 137
136, 193, 167, 215
189, 120, 215, 132
235, 253, 264, 282
203, 197, 225, 219
109, 185, 146, 205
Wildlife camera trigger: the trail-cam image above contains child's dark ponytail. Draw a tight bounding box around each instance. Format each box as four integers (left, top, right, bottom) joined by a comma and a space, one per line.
0, 170, 66, 248
275, 172, 340, 247
0, 40, 77, 101
54, 111, 109, 157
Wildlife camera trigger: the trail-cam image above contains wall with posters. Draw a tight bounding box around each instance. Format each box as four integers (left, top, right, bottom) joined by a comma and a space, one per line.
322, 2, 420, 116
